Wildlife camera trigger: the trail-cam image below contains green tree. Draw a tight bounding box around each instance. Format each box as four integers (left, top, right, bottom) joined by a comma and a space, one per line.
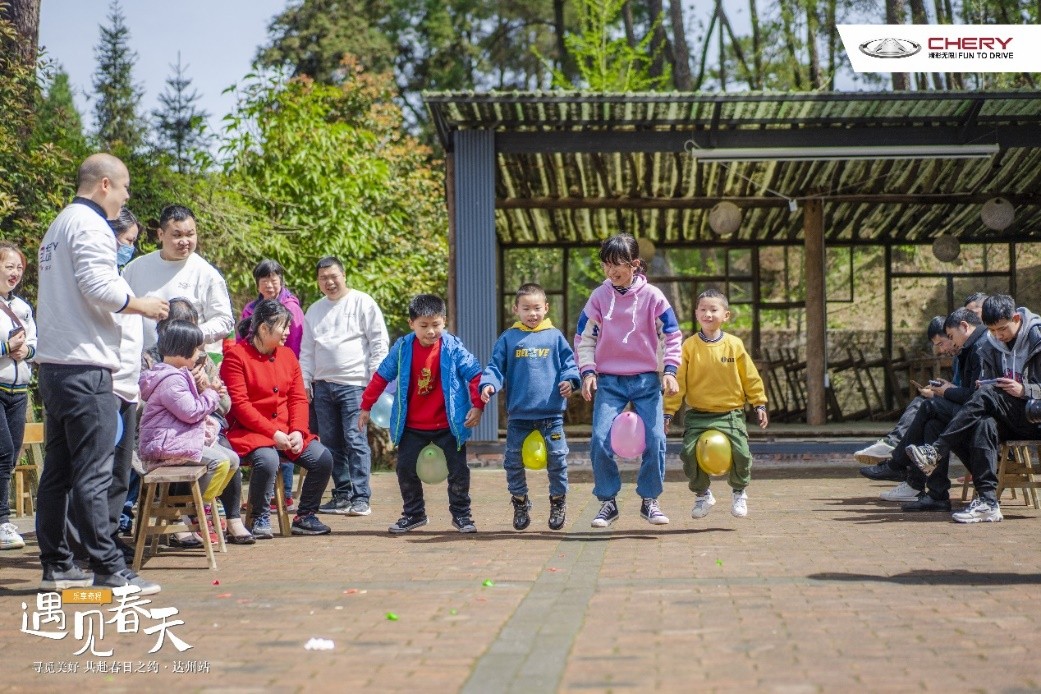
31, 68, 89, 160
92, 0, 145, 153
545, 0, 670, 90
221, 58, 447, 332
0, 14, 77, 302
153, 51, 213, 173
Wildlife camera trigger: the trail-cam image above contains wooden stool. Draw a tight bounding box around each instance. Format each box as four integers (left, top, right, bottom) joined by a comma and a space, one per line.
13, 422, 44, 517
133, 465, 227, 570
242, 471, 293, 537
996, 441, 1041, 508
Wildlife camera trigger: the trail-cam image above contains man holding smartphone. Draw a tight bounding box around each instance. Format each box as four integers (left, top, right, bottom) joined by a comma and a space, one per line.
907, 295, 1041, 523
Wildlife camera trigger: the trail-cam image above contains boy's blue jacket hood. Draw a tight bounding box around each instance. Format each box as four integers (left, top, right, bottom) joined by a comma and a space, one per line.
480, 319, 580, 420
374, 332, 483, 448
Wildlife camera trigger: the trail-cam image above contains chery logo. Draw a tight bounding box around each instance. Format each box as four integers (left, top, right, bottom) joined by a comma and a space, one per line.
927, 37, 1012, 50
859, 38, 921, 58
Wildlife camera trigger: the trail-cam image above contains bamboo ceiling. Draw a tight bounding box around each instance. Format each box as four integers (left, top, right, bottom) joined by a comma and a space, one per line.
424, 91, 1041, 246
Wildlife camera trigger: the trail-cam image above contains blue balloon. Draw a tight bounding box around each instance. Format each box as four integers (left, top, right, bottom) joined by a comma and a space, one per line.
370, 392, 394, 429
115, 410, 124, 446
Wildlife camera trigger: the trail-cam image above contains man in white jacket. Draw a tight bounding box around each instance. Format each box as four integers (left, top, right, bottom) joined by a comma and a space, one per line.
35, 153, 168, 594
121, 204, 234, 354
301, 257, 388, 517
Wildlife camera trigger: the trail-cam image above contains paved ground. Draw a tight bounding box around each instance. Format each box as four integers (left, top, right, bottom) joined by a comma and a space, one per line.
2, 462, 1040, 693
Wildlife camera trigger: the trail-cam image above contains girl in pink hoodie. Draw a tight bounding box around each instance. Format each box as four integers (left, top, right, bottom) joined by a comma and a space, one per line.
574, 234, 683, 528
138, 321, 239, 543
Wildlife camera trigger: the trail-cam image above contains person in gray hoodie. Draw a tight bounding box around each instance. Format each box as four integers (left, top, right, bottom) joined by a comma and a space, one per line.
906, 295, 1041, 524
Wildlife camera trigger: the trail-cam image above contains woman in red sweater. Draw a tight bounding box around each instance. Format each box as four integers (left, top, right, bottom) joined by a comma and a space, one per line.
220, 300, 333, 539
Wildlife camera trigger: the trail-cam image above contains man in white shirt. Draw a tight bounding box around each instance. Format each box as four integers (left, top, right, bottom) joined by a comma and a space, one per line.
121, 204, 234, 354
301, 257, 389, 516
35, 153, 168, 595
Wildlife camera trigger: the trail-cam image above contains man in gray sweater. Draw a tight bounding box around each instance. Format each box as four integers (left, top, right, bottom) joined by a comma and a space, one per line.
35, 153, 169, 594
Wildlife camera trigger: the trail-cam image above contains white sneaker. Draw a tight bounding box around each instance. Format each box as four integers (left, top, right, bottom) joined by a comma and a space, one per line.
854, 439, 896, 464
879, 481, 921, 502
951, 498, 1003, 524
0, 522, 25, 550
690, 490, 716, 519
731, 490, 748, 518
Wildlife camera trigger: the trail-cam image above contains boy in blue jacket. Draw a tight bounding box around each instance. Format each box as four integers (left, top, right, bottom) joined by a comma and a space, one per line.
359, 294, 485, 533
480, 283, 580, 531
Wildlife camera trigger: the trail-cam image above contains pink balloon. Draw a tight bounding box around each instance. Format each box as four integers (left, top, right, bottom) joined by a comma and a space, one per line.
610, 411, 646, 458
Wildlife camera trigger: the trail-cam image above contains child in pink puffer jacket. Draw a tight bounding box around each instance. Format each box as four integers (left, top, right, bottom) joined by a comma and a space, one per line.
138, 320, 237, 504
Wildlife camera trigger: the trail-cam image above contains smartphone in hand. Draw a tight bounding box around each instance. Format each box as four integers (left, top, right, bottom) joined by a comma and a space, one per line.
978, 378, 1000, 385
928, 379, 943, 387
8, 326, 25, 339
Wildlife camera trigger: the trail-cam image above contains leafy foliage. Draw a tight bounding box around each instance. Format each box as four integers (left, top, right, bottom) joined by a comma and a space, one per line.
221, 58, 447, 333
541, 0, 670, 90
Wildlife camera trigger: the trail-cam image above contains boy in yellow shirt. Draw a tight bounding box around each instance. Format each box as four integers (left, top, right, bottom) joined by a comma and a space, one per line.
664, 289, 768, 518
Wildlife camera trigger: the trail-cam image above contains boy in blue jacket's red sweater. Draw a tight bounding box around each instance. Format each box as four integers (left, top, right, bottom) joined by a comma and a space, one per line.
359, 294, 485, 533
481, 283, 580, 531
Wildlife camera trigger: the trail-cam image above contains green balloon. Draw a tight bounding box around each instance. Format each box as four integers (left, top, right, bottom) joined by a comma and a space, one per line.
416, 444, 449, 484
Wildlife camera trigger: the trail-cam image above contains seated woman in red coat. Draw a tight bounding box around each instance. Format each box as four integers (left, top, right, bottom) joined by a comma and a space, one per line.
221, 299, 333, 539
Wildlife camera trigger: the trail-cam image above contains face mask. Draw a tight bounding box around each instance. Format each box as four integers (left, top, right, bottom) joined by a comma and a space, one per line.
116, 243, 136, 267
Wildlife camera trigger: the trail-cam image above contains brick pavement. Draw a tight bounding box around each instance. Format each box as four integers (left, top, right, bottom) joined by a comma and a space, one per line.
2, 465, 1040, 692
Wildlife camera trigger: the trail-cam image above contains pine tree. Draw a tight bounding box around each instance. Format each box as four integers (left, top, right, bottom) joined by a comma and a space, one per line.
153, 51, 212, 173
92, 0, 145, 153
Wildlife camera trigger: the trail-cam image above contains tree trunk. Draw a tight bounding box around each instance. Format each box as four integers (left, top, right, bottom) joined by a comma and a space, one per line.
646, 0, 671, 81
552, 0, 577, 83
886, 0, 909, 90
622, 1, 637, 48
669, 0, 693, 90
693, 7, 718, 90
0, 0, 41, 68
780, 0, 804, 90
749, 0, 763, 89
825, 0, 837, 90
805, 0, 824, 89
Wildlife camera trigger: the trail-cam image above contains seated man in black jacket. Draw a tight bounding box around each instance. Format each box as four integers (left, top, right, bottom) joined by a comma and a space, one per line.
907, 295, 1041, 523
892, 308, 988, 511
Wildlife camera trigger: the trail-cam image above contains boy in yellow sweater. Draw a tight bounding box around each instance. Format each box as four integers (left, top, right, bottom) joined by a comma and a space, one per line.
664, 289, 768, 518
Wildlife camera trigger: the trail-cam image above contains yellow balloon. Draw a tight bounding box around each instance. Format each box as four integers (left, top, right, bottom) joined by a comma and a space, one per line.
695, 429, 732, 476
522, 430, 548, 470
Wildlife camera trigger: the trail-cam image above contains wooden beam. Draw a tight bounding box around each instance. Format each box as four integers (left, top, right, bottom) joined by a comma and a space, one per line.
804, 199, 827, 425
497, 193, 1041, 210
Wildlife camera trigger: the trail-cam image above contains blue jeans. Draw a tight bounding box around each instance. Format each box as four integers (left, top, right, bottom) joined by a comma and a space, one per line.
504, 416, 568, 498
589, 372, 666, 501
313, 381, 371, 501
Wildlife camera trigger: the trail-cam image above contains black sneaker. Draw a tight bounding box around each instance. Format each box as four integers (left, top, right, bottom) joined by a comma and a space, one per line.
292, 513, 332, 535
511, 495, 531, 531
389, 515, 428, 534
452, 516, 477, 533
906, 444, 941, 476
591, 498, 618, 528
548, 495, 567, 530
858, 462, 905, 482
901, 492, 952, 512
40, 565, 93, 591
93, 568, 161, 596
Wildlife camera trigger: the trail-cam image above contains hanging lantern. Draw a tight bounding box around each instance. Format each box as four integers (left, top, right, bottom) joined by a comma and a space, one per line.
931, 235, 960, 262
981, 197, 1014, 231
708, 201, 742, 237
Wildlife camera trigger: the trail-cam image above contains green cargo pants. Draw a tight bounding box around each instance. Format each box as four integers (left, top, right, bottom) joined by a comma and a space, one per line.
678, 408, 752, 494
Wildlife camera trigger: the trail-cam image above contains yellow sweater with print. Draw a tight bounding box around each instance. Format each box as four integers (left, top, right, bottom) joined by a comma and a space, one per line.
664, 332, 767, 415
